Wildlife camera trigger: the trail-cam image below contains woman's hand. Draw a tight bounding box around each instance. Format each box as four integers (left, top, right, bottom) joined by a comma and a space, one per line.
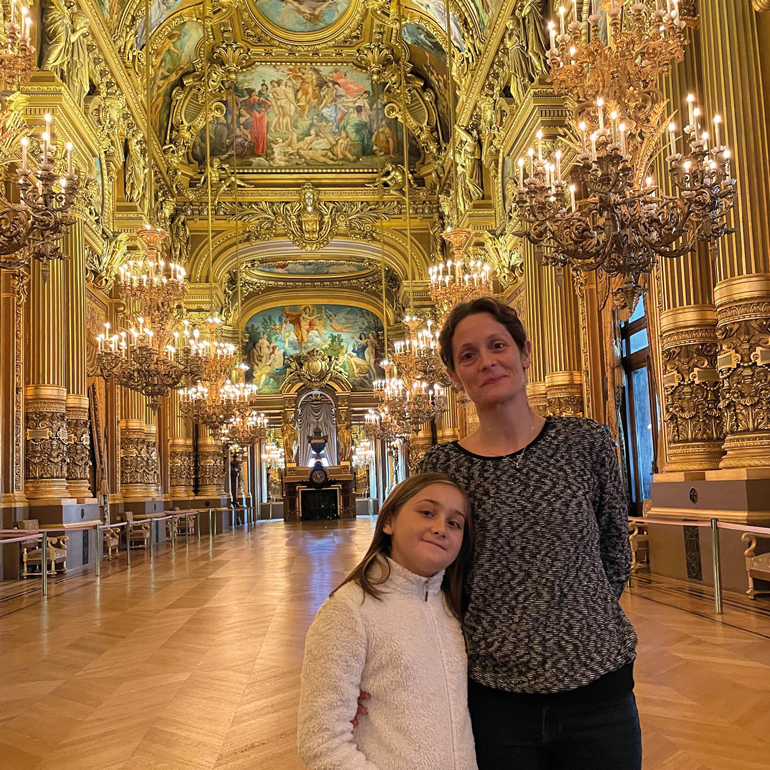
351, 691, 370, 727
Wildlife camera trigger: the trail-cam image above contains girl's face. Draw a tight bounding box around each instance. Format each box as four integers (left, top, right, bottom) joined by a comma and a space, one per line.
449, 312, 531, 409
384, 483, 467, 578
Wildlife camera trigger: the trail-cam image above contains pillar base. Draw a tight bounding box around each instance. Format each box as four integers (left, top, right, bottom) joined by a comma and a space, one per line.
527, 381, 548, 417
650, 469, 770, 524
65, 394, 92, 500
24, 385, 69, 500
545, 371, 584, 417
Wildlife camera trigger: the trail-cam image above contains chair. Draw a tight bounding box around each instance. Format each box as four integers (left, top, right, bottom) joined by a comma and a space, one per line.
175, 512, 196, 537
18, 520, 68, 577
102, 526, 120, 559
629, 522, 649, 572
125, 512, 151, 549
742, 532, 770, 599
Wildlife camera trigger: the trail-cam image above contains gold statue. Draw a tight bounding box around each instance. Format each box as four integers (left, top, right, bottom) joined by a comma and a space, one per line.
337, 421, 352, 464
125, 135, 147, 209
41, 0, 91, 106
281, 410, 298, 465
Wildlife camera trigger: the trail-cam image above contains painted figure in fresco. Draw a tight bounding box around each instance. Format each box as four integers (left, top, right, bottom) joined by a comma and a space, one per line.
373, 121, 397, 156
340, 106, 373, 157
271, 78, 297, 133
334, 130, 356, 162
242, 87, 272, 156
282, 306, 327, 350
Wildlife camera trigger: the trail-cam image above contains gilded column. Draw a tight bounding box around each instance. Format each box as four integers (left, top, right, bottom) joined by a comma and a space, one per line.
543, 266, 584, 417
701, 0, 770, 469
24, 259, 69, 500
64, 216, 93, 498
656, 26, 725, 471
144, 402, 160, 498
120, 388, 147, 500
168, 389, 194, 501
523, 243, 548, 414
197, 426, 225, 498
436, 388, 460, 443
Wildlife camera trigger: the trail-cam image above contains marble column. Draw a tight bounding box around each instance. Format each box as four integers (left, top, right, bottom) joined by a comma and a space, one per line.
701, 0, 770, 471
64, 216, 93, 499
24, 259, 69, 500
543, 266, 584, 417
120, 388, 148, 501
197, 426, 226, 498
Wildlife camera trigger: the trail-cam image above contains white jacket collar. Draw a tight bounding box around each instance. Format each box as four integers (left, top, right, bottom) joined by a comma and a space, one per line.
374, 555, 446, 599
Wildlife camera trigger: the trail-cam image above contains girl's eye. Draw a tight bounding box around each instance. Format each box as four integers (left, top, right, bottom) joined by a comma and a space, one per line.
448, 520, 462, 529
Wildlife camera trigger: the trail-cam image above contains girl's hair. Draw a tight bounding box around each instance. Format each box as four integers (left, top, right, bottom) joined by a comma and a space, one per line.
439, 296, 528, 371
333, 472, 474, 623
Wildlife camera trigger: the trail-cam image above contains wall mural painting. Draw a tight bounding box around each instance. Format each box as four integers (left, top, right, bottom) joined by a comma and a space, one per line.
255, 0, 353, 33
136, 0, 185, 48
244, 304, 384, 393
401, 22, 450, 139
256, 260, 370, 275
413, 0, 465, 51
153, 20, 204, 142
192, 65, 402, 169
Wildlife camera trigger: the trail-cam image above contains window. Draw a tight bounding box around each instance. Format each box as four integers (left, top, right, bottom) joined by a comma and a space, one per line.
619, 297, 659, 514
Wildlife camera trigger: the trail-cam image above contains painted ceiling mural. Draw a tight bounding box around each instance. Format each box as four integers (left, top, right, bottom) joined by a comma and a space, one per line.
254, 0, 354, 33
255, 260, 371, 275
191, 65, 403, 169
244, 304, 384, 393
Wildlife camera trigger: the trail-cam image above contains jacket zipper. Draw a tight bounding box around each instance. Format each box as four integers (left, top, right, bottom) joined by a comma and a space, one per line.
422, 587, 457, 770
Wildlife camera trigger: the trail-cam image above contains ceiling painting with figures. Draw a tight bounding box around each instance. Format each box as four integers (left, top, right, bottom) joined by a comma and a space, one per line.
244, 304, 384, 393
191, 65, 404, 170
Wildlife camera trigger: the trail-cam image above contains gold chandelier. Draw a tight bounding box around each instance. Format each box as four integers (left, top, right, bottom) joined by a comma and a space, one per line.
514, 0, 736, 311
261, 439, 285, 471
97, 228, 202, 408
0, 3, 34, 87
352, 439, 375, 469
0, 113, 80, 279
218, 410, 269, 449
428, 257, 493, 317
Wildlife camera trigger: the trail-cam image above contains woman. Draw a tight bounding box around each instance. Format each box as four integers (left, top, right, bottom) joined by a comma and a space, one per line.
418, 296, 640, 770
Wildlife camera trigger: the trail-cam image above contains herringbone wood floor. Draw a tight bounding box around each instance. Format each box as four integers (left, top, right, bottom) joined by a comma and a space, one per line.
1, 519, 769, 769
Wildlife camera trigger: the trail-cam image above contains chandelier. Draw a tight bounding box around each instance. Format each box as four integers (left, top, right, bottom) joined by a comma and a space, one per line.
428, 258, 493, 318
261, 440, 285, 471
0, 114, 80, 279
512, 0, 736, 310
364, 406, 407, 443
218, 410, 268, 449
352, 439, 375, 469
97, 227, 202, 408
179, 378, 258, 430
0, 3, 34, 87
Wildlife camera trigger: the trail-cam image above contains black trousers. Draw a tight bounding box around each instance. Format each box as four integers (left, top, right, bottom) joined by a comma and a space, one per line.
468, 679, 643, 770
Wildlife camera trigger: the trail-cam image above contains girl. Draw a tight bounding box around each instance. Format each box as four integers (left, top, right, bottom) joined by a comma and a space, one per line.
297, 473, 478, 770
419, 296, 640, 770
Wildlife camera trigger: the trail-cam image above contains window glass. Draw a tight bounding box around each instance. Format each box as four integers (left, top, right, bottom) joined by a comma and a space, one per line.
632, 367, 654, 501
628, 328, 649, 354
628, 296, 646, 324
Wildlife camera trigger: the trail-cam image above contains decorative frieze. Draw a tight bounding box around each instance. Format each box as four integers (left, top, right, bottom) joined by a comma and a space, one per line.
24, 386, 69, 499
66, 395, 92, 498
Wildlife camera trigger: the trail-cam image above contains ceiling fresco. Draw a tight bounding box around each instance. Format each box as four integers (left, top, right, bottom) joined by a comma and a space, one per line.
253, 0, 355, 33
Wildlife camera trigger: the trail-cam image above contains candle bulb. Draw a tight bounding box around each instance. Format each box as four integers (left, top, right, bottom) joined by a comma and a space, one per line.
693, 107, 700, 140
555, 150, 562, 181
42, 131, 49, 164
590, 133, 598, 160
559, 5, 566, 36
528, 147, 535, 177
619, 122, 627, 156
518, 157, 524, 187
579, 121, 587, 152
713, 114, 722, 148
686, 93, 695, 129
572, 0, 579, 26
596, 98, 605, 130
701, 130, 709, 151
569, 184, 576, 212
610, 111, 618, 143
668, 122, 677, 156
549, 26, 556, 52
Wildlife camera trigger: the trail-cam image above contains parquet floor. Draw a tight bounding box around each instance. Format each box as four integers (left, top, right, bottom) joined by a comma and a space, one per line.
1, 519, 769, 770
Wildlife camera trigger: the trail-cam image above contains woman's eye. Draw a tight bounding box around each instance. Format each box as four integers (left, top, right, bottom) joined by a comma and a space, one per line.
493, 342, 506, 349
420, 510, 434, 517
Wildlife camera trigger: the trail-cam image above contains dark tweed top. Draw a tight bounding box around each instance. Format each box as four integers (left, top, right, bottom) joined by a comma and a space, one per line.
418, 416, 638, 694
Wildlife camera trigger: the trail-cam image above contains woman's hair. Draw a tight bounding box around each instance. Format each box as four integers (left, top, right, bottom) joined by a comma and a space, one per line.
438, 296, 528, 371
333, 472, 474, 623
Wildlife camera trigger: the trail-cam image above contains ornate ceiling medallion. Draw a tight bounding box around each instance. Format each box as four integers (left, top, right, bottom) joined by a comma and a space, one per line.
243, 0, 367, 50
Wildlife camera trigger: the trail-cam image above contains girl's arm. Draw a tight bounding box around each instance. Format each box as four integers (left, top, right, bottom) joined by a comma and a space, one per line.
298, 593, 381, 770
594, 424, 632, 600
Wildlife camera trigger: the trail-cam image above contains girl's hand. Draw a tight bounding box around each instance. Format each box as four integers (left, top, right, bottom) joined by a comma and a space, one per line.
351, 691, 370, 727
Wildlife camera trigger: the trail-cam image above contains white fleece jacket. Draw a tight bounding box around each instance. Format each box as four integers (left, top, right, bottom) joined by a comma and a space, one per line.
298, 556, 477, 770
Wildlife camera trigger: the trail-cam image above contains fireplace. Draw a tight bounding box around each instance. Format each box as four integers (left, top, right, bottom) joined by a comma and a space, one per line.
299, 487, 340, 520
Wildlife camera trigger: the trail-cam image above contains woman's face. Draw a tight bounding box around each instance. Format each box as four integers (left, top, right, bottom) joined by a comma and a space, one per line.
449, 312, 531, 409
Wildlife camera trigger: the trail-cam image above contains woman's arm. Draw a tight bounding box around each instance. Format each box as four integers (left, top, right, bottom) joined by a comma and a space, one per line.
594, 425, 632, 600
298, 594, 381, 770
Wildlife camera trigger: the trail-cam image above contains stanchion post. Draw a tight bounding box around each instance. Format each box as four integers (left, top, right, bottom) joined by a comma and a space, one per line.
711, 518, 723, 615
126, 522, 132, 568
209, 508, 213, 542
94, 524, 101, 579
41, 532, 48, 597
171, 517, 176, 552
149, 519, 155, 560
197, 511, 201, 543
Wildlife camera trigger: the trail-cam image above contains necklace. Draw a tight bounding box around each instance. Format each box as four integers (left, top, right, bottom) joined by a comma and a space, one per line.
515, 413, 538, 468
